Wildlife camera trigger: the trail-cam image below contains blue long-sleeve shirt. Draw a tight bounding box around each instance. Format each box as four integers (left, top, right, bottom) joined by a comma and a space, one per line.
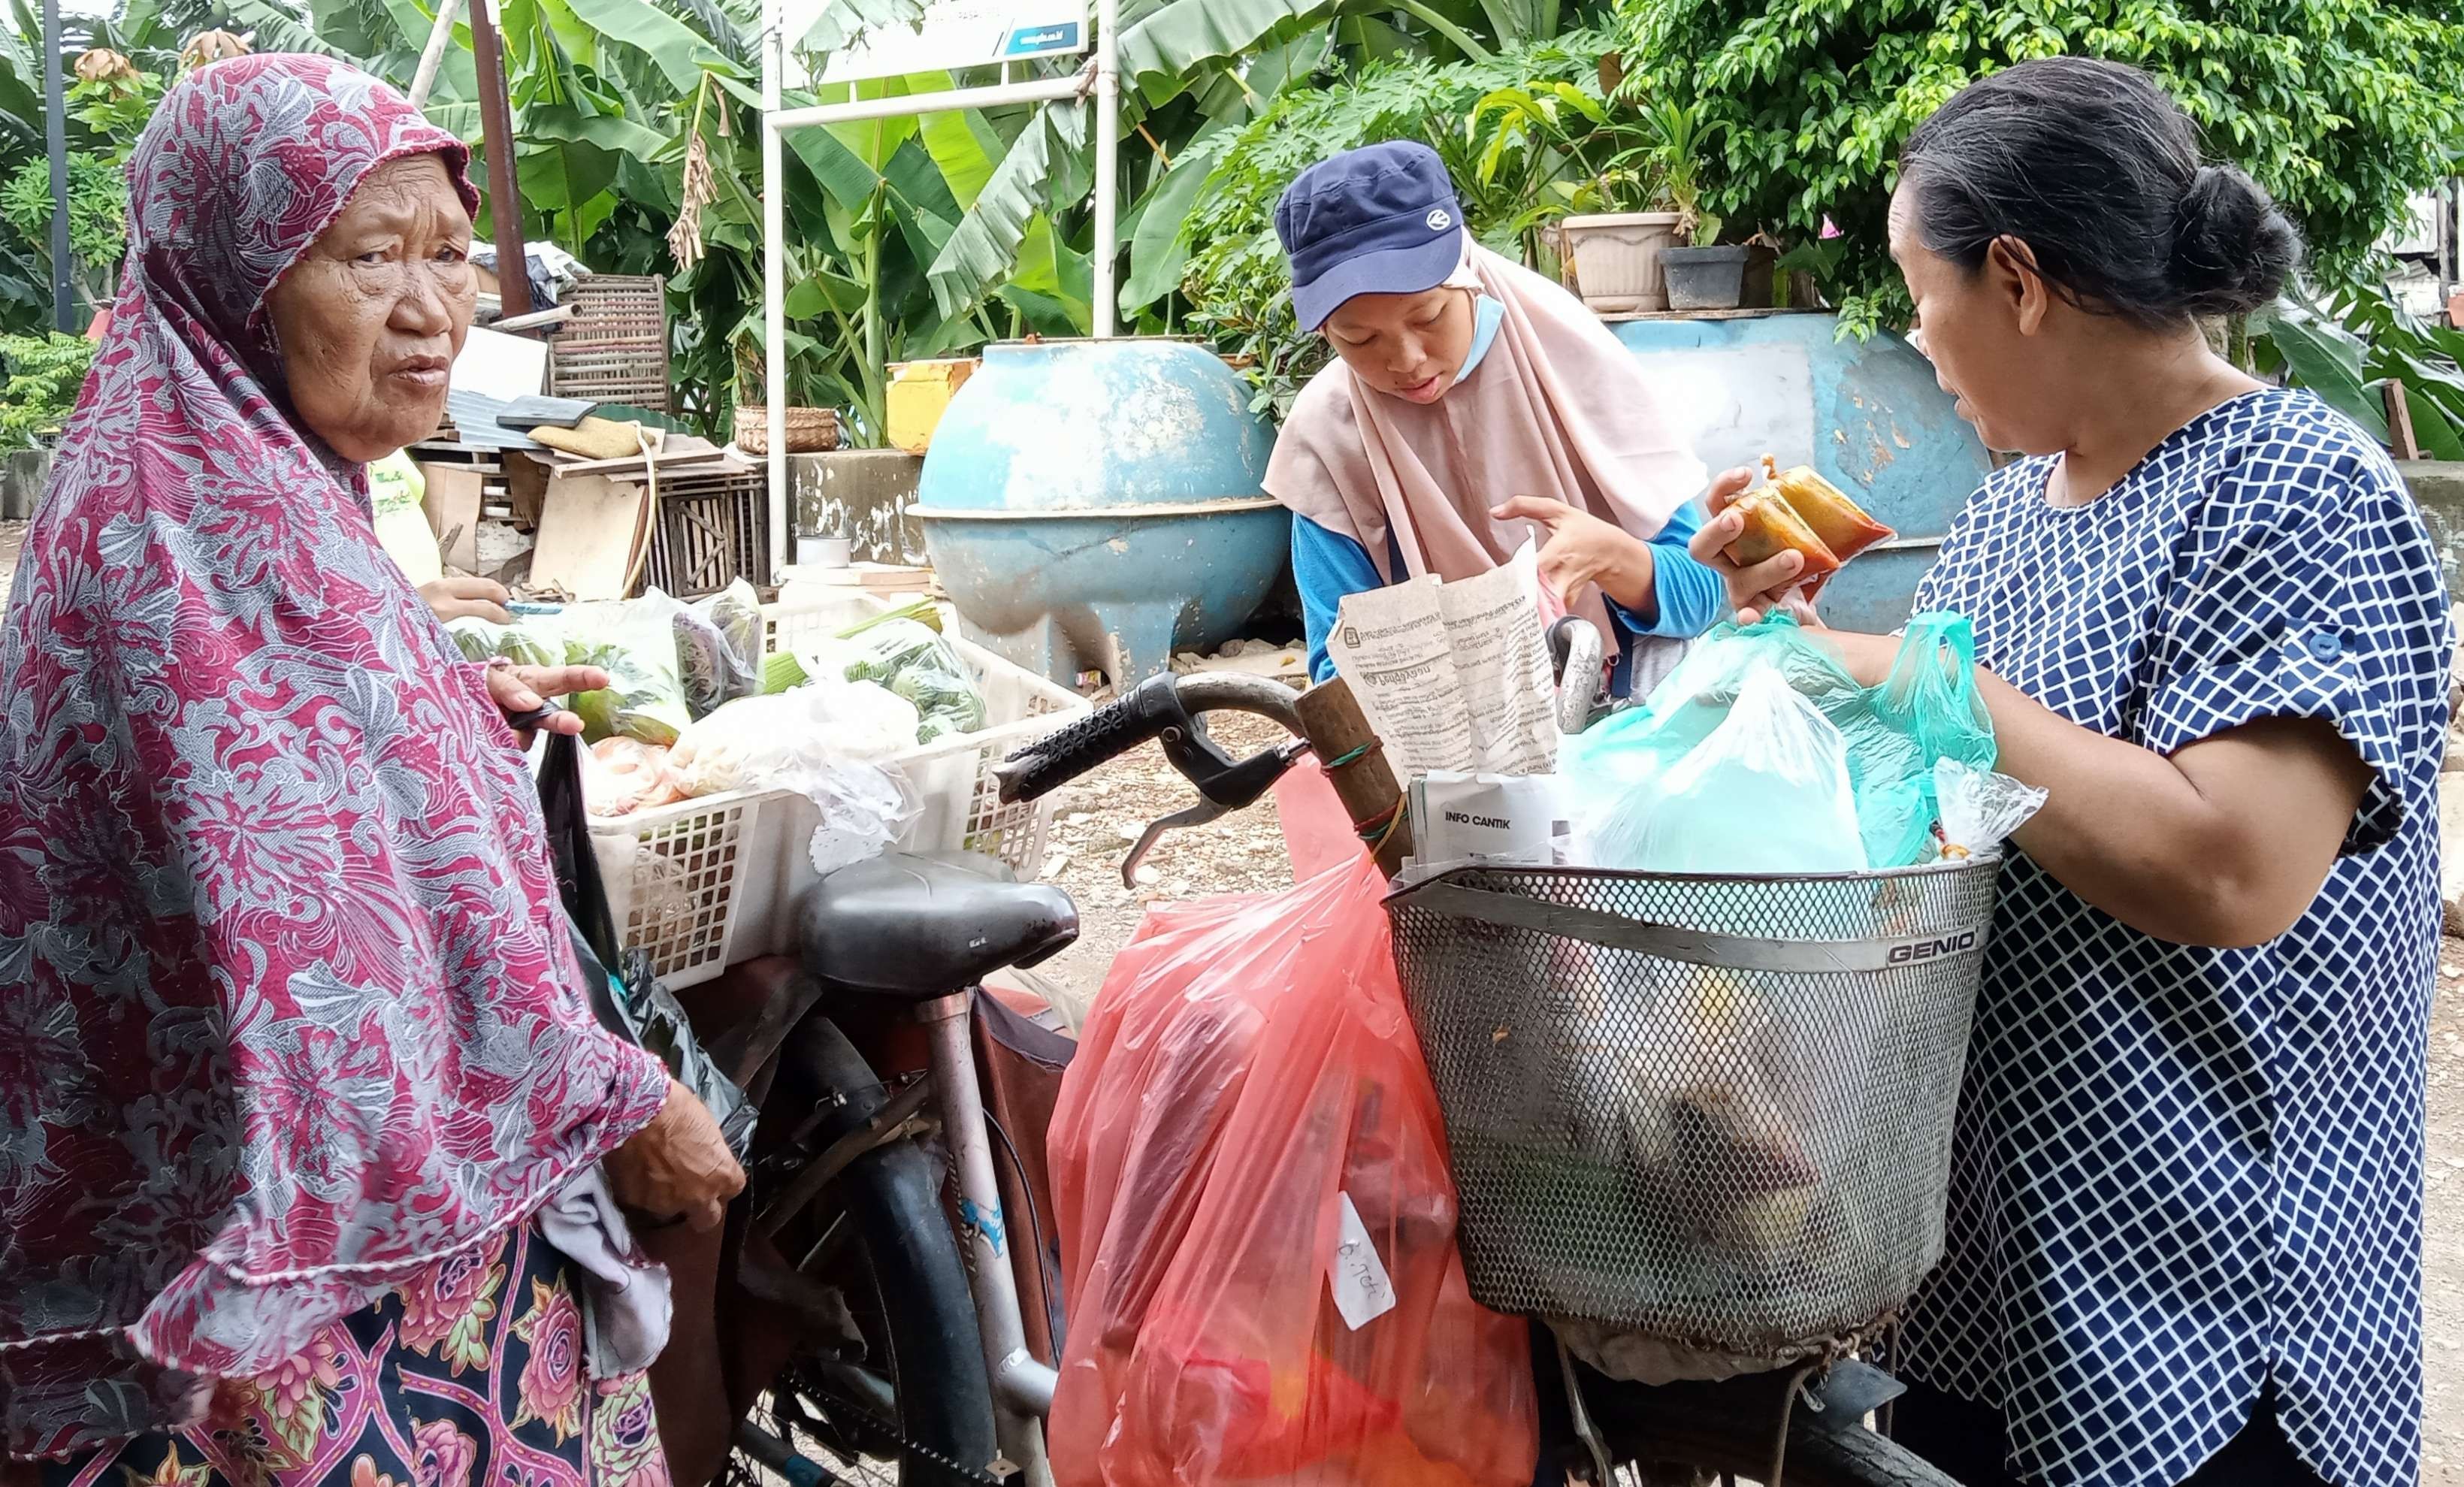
1292, 503, 1725, 695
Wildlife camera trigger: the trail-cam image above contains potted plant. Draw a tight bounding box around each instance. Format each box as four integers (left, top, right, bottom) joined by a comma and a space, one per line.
1640, 102, 1751, 312
1470, 83, 1682, 313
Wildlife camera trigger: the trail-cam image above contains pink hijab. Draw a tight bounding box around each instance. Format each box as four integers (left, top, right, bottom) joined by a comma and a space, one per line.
0, 56, 668, 1456
1265, 243, 1704, 653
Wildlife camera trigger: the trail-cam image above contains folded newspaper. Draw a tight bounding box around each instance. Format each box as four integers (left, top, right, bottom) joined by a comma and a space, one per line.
1326, 541, 1559, 780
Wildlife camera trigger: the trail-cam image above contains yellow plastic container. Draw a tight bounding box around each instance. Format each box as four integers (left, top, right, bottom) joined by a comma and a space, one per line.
887, 358, 978, 455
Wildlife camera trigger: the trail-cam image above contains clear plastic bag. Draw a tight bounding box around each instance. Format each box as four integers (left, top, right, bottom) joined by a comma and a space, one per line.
563, 600, 694, 746
580, 737, 685, 818
1930, 758, 2047, 860
669, 682, 920, 798
672, 579, 763, 718
1050, 857, 1537, 1487
446, 614, 567, 671
1581, 666, 1867, 874
803, 617, 988, 745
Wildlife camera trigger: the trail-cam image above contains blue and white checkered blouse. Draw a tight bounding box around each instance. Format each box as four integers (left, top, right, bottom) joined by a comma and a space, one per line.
1897, 388, 2450, 1487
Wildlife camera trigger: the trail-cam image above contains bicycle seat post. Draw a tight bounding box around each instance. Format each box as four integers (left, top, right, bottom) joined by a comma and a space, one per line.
918, 989, 1059, 1487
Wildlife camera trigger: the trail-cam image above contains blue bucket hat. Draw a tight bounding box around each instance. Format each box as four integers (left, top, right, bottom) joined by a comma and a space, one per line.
1274, 141, 1465, 332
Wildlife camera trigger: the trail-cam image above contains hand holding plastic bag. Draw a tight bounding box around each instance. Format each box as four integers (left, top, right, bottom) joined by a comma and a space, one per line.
1562, 613, 1994, 869
1050, 857, 1536, 1487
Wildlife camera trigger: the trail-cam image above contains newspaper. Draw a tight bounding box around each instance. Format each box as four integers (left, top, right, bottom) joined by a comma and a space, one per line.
1326, 542, 1559, 779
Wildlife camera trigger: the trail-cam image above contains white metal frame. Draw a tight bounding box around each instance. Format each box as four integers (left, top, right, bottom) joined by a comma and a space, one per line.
761, 0, 1120, 583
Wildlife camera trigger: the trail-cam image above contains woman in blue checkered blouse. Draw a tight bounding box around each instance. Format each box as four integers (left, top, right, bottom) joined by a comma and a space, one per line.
1690, 59, 2450, 1487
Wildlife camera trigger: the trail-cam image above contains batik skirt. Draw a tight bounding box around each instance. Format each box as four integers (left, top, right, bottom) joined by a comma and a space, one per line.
44, 1223, 668, 1487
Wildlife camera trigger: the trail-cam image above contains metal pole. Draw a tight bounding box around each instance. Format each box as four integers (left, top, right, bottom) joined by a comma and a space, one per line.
42, 0, 70, 332
763, 0, 788, 584
407, 0, 464, 113
468, 0, 532, 319
767, 72, 1081, 131
1090, 0, 1118, 338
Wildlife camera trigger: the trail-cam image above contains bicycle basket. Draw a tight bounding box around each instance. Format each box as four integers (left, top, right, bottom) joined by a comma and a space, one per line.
1384, 857, 2001, 1356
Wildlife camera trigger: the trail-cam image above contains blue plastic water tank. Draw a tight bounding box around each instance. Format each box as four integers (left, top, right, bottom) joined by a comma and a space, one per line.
912, 338, 1289, 685
1612, 310, 1991, 633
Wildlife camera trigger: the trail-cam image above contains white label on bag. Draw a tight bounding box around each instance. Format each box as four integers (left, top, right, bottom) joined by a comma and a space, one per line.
1330, 1192, 1398, 1331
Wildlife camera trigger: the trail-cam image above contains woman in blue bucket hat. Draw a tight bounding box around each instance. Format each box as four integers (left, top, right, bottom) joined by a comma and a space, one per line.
1265, 140, 1743, 697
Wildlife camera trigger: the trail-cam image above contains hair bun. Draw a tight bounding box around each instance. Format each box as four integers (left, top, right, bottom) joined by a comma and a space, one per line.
2172, 163, 2301, 316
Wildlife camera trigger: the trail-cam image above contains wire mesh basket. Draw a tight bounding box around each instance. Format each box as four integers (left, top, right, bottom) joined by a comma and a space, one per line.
1385, 857, 2002, 1357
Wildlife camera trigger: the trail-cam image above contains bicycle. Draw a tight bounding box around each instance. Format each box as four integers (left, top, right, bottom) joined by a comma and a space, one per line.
984, 667, 1966, 1487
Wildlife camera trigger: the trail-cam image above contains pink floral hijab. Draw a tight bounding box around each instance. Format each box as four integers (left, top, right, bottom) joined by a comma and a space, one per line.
0, 56, 667, 1456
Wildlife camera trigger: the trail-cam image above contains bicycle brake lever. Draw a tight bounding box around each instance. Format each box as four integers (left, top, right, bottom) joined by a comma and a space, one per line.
1121, 798, 1231, 888
1120, 739, 1310, 887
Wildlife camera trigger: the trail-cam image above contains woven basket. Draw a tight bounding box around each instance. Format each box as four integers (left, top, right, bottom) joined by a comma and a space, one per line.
733, 405, 840, 455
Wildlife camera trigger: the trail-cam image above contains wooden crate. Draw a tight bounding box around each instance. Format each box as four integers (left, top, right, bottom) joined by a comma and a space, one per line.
645, 464, 769, 599
549, 276, 671, 414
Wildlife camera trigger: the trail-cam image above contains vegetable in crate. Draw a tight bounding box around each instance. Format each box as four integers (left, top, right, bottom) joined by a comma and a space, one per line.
802, 615, 987, 745
687, 579, 763, 713
445, 614, 565, 670
561, 600, 694, 746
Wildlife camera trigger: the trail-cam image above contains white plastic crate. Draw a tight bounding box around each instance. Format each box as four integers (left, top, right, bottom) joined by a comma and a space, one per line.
592, 600, 1089, 987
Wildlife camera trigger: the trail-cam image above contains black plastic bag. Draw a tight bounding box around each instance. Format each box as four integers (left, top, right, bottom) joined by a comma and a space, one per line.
540, 730, 758, 1158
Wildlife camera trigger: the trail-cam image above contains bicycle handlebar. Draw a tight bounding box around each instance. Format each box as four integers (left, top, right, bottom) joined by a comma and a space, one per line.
995, 672, 1304, 805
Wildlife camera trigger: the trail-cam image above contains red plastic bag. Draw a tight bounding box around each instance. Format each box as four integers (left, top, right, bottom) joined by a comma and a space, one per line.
1049, 854, 1536, 1487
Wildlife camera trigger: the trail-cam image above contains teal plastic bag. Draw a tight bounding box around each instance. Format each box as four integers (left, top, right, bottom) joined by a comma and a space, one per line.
1562, 612, 1994, 869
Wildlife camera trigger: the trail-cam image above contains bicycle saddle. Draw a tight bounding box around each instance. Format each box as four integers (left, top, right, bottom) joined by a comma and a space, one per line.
797, 851, 1078, 1001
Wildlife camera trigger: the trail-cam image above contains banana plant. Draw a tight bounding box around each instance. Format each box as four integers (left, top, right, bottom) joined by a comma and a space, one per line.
2253, 283, 2464, 461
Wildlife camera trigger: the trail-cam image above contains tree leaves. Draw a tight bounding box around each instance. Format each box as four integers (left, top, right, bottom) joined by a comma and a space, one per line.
562, 0, 734, 93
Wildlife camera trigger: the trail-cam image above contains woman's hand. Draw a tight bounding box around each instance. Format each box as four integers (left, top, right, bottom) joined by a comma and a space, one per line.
422, 575, 514, 625
484, 661, 606, 745
1492, 496, 1659, 617
1686, 465, 1822, 623
605, 1080, 747, 1233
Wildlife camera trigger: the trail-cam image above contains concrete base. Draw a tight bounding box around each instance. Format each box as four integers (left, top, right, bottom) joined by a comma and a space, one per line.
789, 449, 925, 566
2401, 461, 2464, 601
1, 449, 52, 520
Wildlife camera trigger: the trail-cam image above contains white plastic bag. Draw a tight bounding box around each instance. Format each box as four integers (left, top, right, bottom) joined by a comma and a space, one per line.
1579, 666, 1867, 875
667, 682, 921, 873
670, 679, 921, 799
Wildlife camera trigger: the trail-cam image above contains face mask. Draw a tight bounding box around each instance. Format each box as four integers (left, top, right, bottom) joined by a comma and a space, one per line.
1455, 293, 1505, 385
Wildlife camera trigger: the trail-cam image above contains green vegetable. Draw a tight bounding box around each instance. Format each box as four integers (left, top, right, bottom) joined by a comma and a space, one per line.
761, 650, 810, 695
446, 615, 565, 670
836, 597, 942, 640
563, 601, 694, 747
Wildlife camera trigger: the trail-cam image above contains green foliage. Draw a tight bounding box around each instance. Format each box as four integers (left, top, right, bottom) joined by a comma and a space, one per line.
1180, 32, 1605, 415
0, 331, 93, 451
0, 153, 127, 313
1613, 0, 2464, 331
2254, 282, 2464, 461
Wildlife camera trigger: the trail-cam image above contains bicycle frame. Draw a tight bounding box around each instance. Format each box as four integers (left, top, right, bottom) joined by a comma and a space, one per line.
919, 990, 1060, 1483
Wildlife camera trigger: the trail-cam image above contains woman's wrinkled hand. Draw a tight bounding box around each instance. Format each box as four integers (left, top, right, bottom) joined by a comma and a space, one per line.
606, 1080, 747, 1233
1491, 495, 1655, 612
1687, 464, 1825, 624
421, 575, 515, 625
484, 661, 607, 745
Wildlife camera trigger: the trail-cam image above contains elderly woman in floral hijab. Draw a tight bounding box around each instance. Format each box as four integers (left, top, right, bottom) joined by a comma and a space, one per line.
0, 56, 740, 1486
